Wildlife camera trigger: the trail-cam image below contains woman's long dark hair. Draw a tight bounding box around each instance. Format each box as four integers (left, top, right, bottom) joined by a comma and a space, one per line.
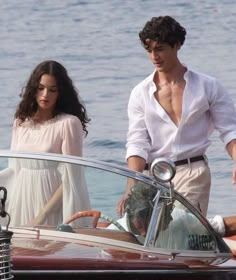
15, 60, 90, 136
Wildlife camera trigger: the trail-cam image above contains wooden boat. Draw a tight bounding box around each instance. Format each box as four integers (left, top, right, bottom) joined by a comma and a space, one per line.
0, 150, 236, 280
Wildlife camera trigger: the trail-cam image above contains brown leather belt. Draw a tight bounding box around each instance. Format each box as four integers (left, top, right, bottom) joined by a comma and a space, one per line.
144, 155, 205, 170
174, 155, 205, 166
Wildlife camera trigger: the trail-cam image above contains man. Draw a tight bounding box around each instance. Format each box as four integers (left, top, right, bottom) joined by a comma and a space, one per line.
112, 182, 236, 247
117, 16, 236, 217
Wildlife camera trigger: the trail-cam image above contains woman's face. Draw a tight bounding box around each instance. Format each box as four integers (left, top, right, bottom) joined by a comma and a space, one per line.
36, 74, 59, 113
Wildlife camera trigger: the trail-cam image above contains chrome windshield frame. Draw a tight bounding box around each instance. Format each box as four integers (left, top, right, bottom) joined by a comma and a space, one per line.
0, 150, 157, 187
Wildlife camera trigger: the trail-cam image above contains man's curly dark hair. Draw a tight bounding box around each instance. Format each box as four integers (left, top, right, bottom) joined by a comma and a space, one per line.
15, 60, 90, 136
139, 16, 186, 49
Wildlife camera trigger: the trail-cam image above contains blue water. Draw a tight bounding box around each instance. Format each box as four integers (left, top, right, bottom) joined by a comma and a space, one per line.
0, 0, 236, 217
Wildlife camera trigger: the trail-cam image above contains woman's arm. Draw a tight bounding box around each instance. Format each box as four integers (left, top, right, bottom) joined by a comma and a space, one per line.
31, 116, 85, 226
30, 185, 63, 226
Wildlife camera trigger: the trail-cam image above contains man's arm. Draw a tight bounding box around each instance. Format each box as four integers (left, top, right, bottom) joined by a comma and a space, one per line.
126, 155, 146, 192
226, 139, 236, 183
226, 139, 236, 159
127, 155, 146, 175
116, 156, 146, 217
223, 216, 236, 237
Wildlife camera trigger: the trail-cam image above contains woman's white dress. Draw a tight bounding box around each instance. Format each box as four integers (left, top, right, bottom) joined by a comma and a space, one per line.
4, 113, 91, 227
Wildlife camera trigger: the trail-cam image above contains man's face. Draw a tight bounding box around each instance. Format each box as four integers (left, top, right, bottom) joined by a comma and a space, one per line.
128, 208, 151, 237
144, 39, 180, 73
130, 216, 149, 237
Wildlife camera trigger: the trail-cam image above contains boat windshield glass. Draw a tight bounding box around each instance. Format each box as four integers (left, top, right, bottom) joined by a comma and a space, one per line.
0, 154, 218, 253
124, 181, 217, 251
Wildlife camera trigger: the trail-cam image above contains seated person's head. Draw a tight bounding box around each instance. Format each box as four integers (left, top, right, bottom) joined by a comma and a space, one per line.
124, 182, 156, 237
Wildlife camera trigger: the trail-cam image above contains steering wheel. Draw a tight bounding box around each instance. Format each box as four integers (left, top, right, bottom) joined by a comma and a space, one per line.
65, 210, 126, 231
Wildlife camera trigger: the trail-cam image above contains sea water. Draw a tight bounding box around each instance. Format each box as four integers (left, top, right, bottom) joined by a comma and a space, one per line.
0, 0, 236, 217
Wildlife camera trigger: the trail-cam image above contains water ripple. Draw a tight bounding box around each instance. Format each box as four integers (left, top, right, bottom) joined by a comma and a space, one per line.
0, 0, 236, 216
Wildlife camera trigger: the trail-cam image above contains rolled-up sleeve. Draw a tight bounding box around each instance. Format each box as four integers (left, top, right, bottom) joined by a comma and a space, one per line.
208, 80, 236, 146
126, 87, 151, 161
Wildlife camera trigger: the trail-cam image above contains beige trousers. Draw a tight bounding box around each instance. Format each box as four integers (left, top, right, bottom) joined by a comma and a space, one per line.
145, 159, 211, 217
172, 160, 211, 217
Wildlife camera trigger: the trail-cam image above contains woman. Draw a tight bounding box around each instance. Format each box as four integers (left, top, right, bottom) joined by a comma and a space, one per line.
5, 60, 91, 226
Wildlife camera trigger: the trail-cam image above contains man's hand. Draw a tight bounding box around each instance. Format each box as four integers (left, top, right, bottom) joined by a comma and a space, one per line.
225, 140, 236, 184
116, 192, 130, 218
232, 165, 236, 184
117, 156, 146, 217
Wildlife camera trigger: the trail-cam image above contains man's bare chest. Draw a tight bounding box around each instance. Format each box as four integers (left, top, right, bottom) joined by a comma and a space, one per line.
154, 83, 185, 125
